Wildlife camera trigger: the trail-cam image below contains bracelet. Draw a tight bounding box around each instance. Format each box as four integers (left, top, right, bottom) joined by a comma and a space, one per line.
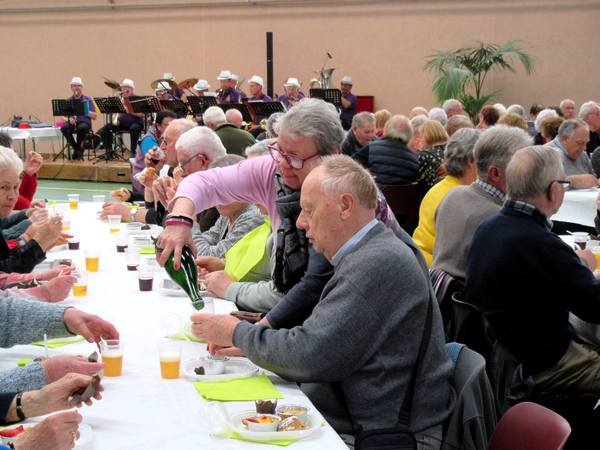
165, 213, 194, 224
165, 219, 193, 228
16, 392, 26, 421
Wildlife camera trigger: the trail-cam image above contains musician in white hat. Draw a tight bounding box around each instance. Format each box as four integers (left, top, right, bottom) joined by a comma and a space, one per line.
215, 70, 241, 104
96, 79, 144, 157
338, 75, 357, 131
276, 78, 305, 109
230, 74, 247, 99
246, 75, 273, 137
193, 80, 211, 96
59, 77, 97, 160
162, 72, 186, 100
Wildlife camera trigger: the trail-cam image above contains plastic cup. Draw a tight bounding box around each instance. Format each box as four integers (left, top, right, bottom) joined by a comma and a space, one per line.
573, 232, 589, 250
125, 247, 141, 271
100, 340, 124, 377
67, 230, 80, 250
93, 195, 105, 203
72, 270, 88, 297
108, 215, 121, 233
61, 212, 71, 231
115, 231, 129, 252
53, 203, 66, 217
194, 298, 215, 314
138, 266, 154, 291
68, 194, 79, 210
158, 342, 182, 379
84, 248, 100, 272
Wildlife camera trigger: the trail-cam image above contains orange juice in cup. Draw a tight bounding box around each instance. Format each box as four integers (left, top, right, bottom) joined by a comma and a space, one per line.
84, 249, 100, 272
100, 340, 124, 377
67, 194, 79, 210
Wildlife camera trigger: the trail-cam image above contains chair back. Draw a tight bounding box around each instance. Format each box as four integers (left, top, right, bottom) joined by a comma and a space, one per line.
445, 292, 495, 359
485, 402, 571, 450
381, 183, 420, 235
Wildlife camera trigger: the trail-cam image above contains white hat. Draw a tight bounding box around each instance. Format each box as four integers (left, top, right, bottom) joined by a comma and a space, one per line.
248, 75, 264, 87
193, 79, 210, 91
340, 76, 353, 85
156, 81, 171, 91
121, 79, 135, 89
283, 77, 300, 88
231, 73, 239, 82
70, 77, 83, 85
217, 70, 232, 80
163, 72, 175, 80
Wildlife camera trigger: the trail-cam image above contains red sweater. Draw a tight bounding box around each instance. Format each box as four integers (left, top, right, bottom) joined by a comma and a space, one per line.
15, 172, 37, 210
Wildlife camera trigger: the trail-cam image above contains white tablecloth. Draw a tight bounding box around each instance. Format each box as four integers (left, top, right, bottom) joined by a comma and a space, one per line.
0, 202, 346, 449
553, 188, 599, 228
0, 127, 63, 157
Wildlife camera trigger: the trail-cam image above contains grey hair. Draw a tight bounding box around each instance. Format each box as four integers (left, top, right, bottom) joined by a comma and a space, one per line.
560, 99, 574, 109
444, 115, 474, 137
383, 115, 413, 143
318, 155, 377, 210
0, 145, 23, 174
274, 98, 345, 155
493, 103, 507, 116
166, 118, 196, 140
203, 106, 227, 126
209, 154, 244, 169
266, 112, 284, 137
473, 125, 533, 181
429, 107, 448, 126
410, 114, 429, 133
506, 104, 525, 117
506, 146, 564, 204
578, 101, 599, 120
558, 118, 589, 140
351, 111, 376, 129
245, 138, 275, 158
534, 109, 558, 132
176, 126, 226, 163
225, 109, 243, 125
443, 128, 481, 177
442, 99, 460, 114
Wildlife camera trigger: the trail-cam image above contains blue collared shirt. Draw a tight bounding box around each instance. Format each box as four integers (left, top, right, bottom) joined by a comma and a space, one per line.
331, 219, 378, 267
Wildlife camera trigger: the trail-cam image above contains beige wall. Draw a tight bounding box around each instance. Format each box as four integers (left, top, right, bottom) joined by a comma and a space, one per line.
1, 0, 599, 139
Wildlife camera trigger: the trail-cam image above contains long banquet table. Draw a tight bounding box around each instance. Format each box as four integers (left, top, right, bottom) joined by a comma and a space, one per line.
553, 188, 599, 229
0, 202, 347, 449
0, 127, 63, 158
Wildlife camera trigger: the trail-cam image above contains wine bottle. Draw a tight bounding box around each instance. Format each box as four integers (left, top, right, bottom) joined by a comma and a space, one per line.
164, 244, 204, 310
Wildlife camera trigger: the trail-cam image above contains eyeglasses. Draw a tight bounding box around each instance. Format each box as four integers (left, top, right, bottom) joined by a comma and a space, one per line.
178, 155, 197, 175
268, 141, 320, 170
548, 179, 570, 191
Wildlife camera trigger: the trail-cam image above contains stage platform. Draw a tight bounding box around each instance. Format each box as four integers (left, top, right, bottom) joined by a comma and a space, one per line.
37, 151, 132, 183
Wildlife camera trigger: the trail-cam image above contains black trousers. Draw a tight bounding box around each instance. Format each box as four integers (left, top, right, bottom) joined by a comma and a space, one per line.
97, 122, 143, 155
60, 121, 90, 149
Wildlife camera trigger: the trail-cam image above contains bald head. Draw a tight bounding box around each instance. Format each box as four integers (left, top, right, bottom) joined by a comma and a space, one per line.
225, 109, 244, 128
383, 115, 413, 143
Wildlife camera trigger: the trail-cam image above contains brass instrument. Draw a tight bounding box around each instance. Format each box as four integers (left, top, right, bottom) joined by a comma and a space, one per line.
310, 53, 335, 89
260, 118, 267, 130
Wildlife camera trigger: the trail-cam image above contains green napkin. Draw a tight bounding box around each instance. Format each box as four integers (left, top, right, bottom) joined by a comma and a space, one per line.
194, 372, 284, 401
141, 249, 155, 255
18, 358, 32, 367
230, 432, 299, 446
164, 333, 206, 344
31, 336, 85, 348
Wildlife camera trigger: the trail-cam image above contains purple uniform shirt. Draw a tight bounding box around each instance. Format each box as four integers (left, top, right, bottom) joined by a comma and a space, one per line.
216, 88, 241, 104
338, 92, 357, 124
69, 94, 96, 126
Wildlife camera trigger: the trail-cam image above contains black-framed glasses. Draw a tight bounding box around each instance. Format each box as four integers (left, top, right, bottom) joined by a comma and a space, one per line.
548, 179, 570, 191
268, 141, 320, 170
178, 155, 197, 175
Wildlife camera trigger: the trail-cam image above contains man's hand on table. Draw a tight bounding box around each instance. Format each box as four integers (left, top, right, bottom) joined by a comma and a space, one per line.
42, 355, 106, 384
63, 309, 119, 343
568, 174, 599, 189
44, 275, 78, 302
204, 271, 234, 298
190, 313, 239, 348
207, 342, 247, 357
15, 410, 82, 450
100, 202, 130, 221
576, 249, 598, 271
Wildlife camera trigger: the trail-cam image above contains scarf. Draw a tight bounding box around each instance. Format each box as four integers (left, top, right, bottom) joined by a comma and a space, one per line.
272, 172, 309, 294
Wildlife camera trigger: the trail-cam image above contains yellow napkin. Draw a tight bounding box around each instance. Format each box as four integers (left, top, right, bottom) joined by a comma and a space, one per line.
224, 218, 271, 281
141, 249, 155, 254
230, 432, 299, 446
194, 372, 283, 401
31, 336, 85, 348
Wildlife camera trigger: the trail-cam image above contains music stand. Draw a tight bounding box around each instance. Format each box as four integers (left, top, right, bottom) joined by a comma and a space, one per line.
160, 99, 188, 118
52, 99, 85, 161
309, 88, 343, 107
130, 95, 162, 130
92, 97, 128, 163
216, 103, 254, 124
246, 101, 286, 120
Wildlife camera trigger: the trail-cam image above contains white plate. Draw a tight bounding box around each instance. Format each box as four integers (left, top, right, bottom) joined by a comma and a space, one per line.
48, 244, 68, 252
181, 356, 259, 382
1, 423, 92, 447
230, 410, 319, 441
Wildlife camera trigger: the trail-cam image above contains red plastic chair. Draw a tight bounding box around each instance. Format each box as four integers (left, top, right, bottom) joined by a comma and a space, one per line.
486, 402, 571, 450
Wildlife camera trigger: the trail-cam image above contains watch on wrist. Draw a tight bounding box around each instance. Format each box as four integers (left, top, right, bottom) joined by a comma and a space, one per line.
130, 208, 137, 222
16, 237, 27, 247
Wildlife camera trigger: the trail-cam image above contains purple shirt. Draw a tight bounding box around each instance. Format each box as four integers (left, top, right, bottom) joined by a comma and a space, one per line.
338, 92, 357, 124
276, 92, 306, 109
216, 88, 241, 104
69, 94, 96, 126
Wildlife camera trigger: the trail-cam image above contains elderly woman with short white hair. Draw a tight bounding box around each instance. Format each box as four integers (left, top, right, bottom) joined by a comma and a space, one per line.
0, 146, 64, 274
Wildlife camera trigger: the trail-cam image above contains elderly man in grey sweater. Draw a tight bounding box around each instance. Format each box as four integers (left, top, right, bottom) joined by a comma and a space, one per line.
192, 156, 454, 449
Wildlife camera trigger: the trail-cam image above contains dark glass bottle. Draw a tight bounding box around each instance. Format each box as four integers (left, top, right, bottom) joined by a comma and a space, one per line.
164, 245, 204, 310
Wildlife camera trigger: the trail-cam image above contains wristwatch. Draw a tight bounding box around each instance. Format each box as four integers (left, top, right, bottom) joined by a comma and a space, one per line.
130, 208, 137, 222
16, 237, 27, 247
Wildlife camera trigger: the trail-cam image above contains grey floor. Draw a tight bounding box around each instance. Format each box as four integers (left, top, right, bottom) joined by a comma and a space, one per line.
36, 179, 126, 202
